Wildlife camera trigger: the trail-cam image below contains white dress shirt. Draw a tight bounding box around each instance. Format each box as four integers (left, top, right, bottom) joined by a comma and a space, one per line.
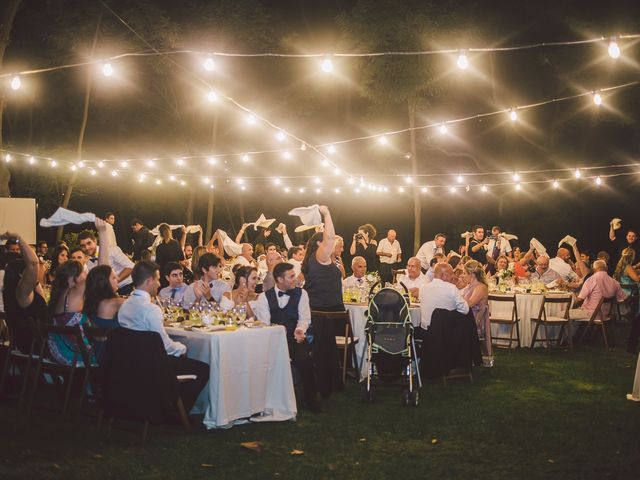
416, 240, 444, 270
418, 278, 469, 329
233, 256, 251, 267
398, 272, 427, 291
253, 287, 311, 333
87, 245, 134, 288
117, 289, 186, 357
377, 238, 402, 265
487, 237, 512, 256
342, 275, 367, 289
548, 256, 579, 283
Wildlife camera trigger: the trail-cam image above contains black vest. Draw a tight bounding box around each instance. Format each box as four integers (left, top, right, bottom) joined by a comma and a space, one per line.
265, 287, 302, 339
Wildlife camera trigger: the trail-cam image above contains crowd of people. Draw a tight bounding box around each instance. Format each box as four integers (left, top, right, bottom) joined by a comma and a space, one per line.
1, 208, 639, 416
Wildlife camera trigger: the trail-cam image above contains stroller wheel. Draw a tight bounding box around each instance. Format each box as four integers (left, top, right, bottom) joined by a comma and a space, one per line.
362, 385, 375, 403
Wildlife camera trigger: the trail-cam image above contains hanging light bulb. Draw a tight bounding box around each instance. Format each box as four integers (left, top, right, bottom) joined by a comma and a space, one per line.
283, 151, 292, 160
327, 145, 336, 154
481, 185, 488, 192
404, 176, 413, 184
456, 175, 464, 184
10, 76, 21, 90
207, 157, 216, 165
179, 180, 186, 187
574, 169, 582, 178
321, 158, 330, 167
378, 135, 388, 145
439, 123, 448, 135
28, 156, 35, 165
78, 161, 85, 168
321, 55, 334, 73
608, 39, 620, 59
509, 109, 518, 122
102, 63, 114, 77
202, 177, 210, 185
333, 167, 341, 176
207, 90, 218, 102
398, 187, 405, 193
300, 143, 307, 151
4, 154, 11, 162
242, 154, 250, 163
146, 160, 155, 168
50, 160, 57, 168
313, 177, 322, 185
595, 176, 602, 186
593, 92, 602, 106
347, 178, 355, 185
176, 158, 185, 166
334, 187, 341, 194
273, 177, 282, 185
155, 179, 162, 186
456, 50, 469, 70
315, 188, 321, 194
169, 175, 176, 182
552, 179, 559, 189
515, 183, 521, 191
299, 187, 305, 193
203, 57, 216, 71
119, 160, 128, 168
276, 131, 286, 142
111, 170, 118, 177
512, 172, 520, 182
449, 186, 457, 193
71, 164, 77, 172
90, 169, 97, 176
284, 186, 291, 193
98, 161, 105, 169
421, 186, 429, 193
246, 114, 256, 125
355, 187, 361, 193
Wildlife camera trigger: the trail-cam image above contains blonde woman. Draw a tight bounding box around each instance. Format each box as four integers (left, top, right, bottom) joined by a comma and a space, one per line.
460, 260, 493, 367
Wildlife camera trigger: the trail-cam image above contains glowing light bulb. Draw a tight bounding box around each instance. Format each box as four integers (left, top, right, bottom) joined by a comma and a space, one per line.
276, 131, 287, 142
283, 151, 292, 160
207, 90, 218, 102
398, 187, 405, 193
207, 157, 216, 165
102, 63, 114, 77
509, 109, 518, 122
355, 188, 361, 194
449, 186, 456, 193
383, 187, 389, 192
246, 114, 256, 125
404, 176, 413, 184
593, 92, 602, 106
574, 169, 581, 178
327, 145, 336, 154
209, 184, 215, 190
90, 169, 97, 176
146, 160, 155, 168
202, 177, 210, 184
242, 154, 250, 163
299, 187, 305, 193
439, 123, 448, 135
608, 40, 620, 59
179, 180, 186, 186
78, 161, 85, 168
378, 135, 388, 145
50, 160, 57, 168
236, 178, 245, 185
120, 160, 128, 168
155, 179, 162, 185
595, 176, 602, 186
314, 177, 321, 185
421, 187, 428, 193
28, 156, 35, 165
315, 188, 321, 194
284, 187, 290, 193
4, 154, 11, 162
169, 175, 176, 182
240, 185, 246, 191
98, 161, 105, 168
456, 175, 464, 184
456, 51, 469, 70
552, 179, 559, 189
347, 178, 355, 185
111, 170, 118, 177
513, 172, 520, 181
333, 167, 342, 176
334, 188, 341, 194
10, 76, 21, 90
481, 185, 488, 192
203, 57, 216, 71
71, 164, 77, 172
300, 143, 307, 151
177, 158, 185, 166
321, 55, 333, 73
273, 177, 281, 185
515, 183, 521, 191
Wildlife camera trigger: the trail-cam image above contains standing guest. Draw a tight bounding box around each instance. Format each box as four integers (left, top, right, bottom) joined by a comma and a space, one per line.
486, 226, 513, 274
104, 212, 116, 226
48, 219, 110, 365
349, 223, 379, 274
80, 230, 135, 295
220, 266, 259, 316
1, 231, 48, 354
342, 257, 367, 289
609, 222, 638, 263
398, 257, 427, 299
155, 224, 186, 281
182, 244, 194, 271
46, 244, 69, 284
183, 253, 230, 306
104, 212, 118, 248
261, 251, 283, 292
460, 260, 492, 367
36, 240, 49, 260
418, 263, 469, 332
70, 247, 89, 272
288, 246, 304, 278
83, 265, 124, 330
254, 262, 320, 412
158, 262, 189, 304
466, 225, 489, 265
130, 218, 155, 261
416, 234, 446, 271
377, 229, 402, 285
117, 261, 210, 414
332, 235, 346, 279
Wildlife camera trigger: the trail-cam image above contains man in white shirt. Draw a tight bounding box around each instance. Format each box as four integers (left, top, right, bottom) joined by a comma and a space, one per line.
342, 256, 367, 289
547, 248, 581, 289
79, 230, 135, 295
287, 246, 304, 277
253, 262, 319, 412
377, 229, 402, 285
117, 260, 209, 413
233, 243, 256, 267
416, 233, 446, 271
398, 257, 427, 298
418, 263, 469, 331
158, 262, 189, 303
486, 226, 513, 273
183, 253, 230, 306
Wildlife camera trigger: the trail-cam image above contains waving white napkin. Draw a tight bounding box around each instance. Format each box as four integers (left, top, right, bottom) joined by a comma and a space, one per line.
289, 205, 322, 232
150, 224, 202, 235
217, 229, 243, 256
499, 233, 518, 241
530, 238, 547, 255
40, 207, 96, 227
250, 213, 275, 231
558, 235, 577, 248
460, 231, 473, 239
611, 218, 622, 230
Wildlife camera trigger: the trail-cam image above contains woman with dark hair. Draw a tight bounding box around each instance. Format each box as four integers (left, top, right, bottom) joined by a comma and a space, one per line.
154, 224, 185, 283
1, 231, 48, 354
46, 244, 70, 284
48, 219, 109, 365
220, 266, 259, 316
83, 265, 124, 330
349, 223, 379, 273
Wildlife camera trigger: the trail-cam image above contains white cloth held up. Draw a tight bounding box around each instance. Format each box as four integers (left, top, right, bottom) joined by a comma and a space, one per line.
39, 207, 96, 227
217, 229, 243, 256
250, 214, 276, 231
530, 237, 547, 255
611, 218, 622, 230
558, 235, 577, 248
288, 204, 322, 231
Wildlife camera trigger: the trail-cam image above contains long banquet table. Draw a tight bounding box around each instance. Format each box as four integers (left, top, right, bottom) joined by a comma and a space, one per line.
166, 324, 297, 429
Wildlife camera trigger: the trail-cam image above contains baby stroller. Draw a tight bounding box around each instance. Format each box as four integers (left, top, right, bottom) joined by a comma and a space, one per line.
363, 287, 420, 406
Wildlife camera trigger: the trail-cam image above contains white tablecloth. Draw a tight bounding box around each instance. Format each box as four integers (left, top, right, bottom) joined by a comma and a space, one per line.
488, 293, 574, 348
167, 325, 296, 429
345, 303, 421, 379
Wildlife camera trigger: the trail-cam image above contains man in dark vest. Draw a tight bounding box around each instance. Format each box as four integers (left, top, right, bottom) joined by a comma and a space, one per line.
254, 262, 321, 413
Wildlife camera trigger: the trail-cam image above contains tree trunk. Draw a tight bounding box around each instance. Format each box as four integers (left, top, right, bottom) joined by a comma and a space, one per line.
56, 10, 102, 241
0, 0, 23, 197
205, 109, 219, 239
408, 98, 421, 253
186, 187, 196, 225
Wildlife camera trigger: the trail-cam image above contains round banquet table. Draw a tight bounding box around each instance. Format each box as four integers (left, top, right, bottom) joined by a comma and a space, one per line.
488, 292, 575, 348
345, 302, 421, 380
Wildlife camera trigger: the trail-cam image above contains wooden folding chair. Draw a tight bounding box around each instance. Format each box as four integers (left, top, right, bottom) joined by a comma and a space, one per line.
489, 294, 521, 348
0, 317, 42, 403
391, 269, 406, 285
530, 295, 573, 350
619, 284, 638, 323
576, 297, 617, 349
311, 310, 360, 384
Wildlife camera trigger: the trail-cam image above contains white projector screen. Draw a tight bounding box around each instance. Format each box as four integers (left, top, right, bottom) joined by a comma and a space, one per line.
0, 198, 37, 245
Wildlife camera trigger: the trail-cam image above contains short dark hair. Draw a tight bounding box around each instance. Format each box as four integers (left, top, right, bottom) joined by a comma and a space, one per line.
163, 261, 183, 277
69, 246, 84, 256
130, 218, 142, 226
492, 225, 501, 232
132, 260, 159, 287
435, 233, 446, 240
5, 238, 18, 246
628, 228, 638, 236
197, 253, 221, 275
273, 262, 294, 281
265, 242, 277, 251
36, 240, 48, 247
288, 246, 302, 258
105, 212, 115, 218
78, 230, 96, 242
472, 225, 483, 232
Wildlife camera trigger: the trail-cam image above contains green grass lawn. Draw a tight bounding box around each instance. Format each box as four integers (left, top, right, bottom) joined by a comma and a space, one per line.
1, 343, 639, 480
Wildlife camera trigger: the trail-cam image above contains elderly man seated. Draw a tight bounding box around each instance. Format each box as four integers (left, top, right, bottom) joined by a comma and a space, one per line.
547, 248, 581, 289
342, 256, 367, 289
418, 263, 469, 332
530, 255, 561, 285
570, 259, 627, 321
399, 257, 427, 299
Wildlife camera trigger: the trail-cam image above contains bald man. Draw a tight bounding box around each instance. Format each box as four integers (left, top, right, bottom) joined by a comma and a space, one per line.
234, 243, 256, 267
377, 229, 402, 284
342, 256, 367, 289
571, 259, 627, 321
418, 263, 469, 330
548, 248, 580, 288
400, 257, 427, 298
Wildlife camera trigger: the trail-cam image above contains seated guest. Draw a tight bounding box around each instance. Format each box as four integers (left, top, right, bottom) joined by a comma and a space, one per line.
1, 231, 47, 354
183, 253, 230, 306
460, 260, 492, 367
220, 266, 259, 315
117, 261, 209, 413
190, 246, 207, 279
253, 262, 320, 412
570, 260, 627, 321
342, 256, 367, 289
158, 262, 189, 303
425, 253, 447, 282
70, 247, 89, 272
155, 224, 185, 280
614, 248, 639, 290
418, 263, 469, 332
233, 243, 256, 268
547, 248, 581, 288
261, 251, 283, 291
46, 244, 69, 284
80, 230, 135, 295
83, 265, 124, 330
530, 255, 562, 285
49, 219, 110, 365
398, 257, 427, 298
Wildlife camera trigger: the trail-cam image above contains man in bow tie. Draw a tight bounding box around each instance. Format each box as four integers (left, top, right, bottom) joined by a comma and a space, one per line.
254, 262, 319, 413
341, 256, 367, 289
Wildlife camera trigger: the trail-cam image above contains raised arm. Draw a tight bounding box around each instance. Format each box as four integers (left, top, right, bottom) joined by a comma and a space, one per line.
2, 231, 40, 308
235, 223, 250, 244
315, 205, 335, 264
571, 242, 589, 278
96, 219, 110, 266
609, 223, 616, 242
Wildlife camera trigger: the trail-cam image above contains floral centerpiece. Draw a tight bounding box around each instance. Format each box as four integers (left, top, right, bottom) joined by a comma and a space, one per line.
365, 271, 382, 296
495, 264, 516, 292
